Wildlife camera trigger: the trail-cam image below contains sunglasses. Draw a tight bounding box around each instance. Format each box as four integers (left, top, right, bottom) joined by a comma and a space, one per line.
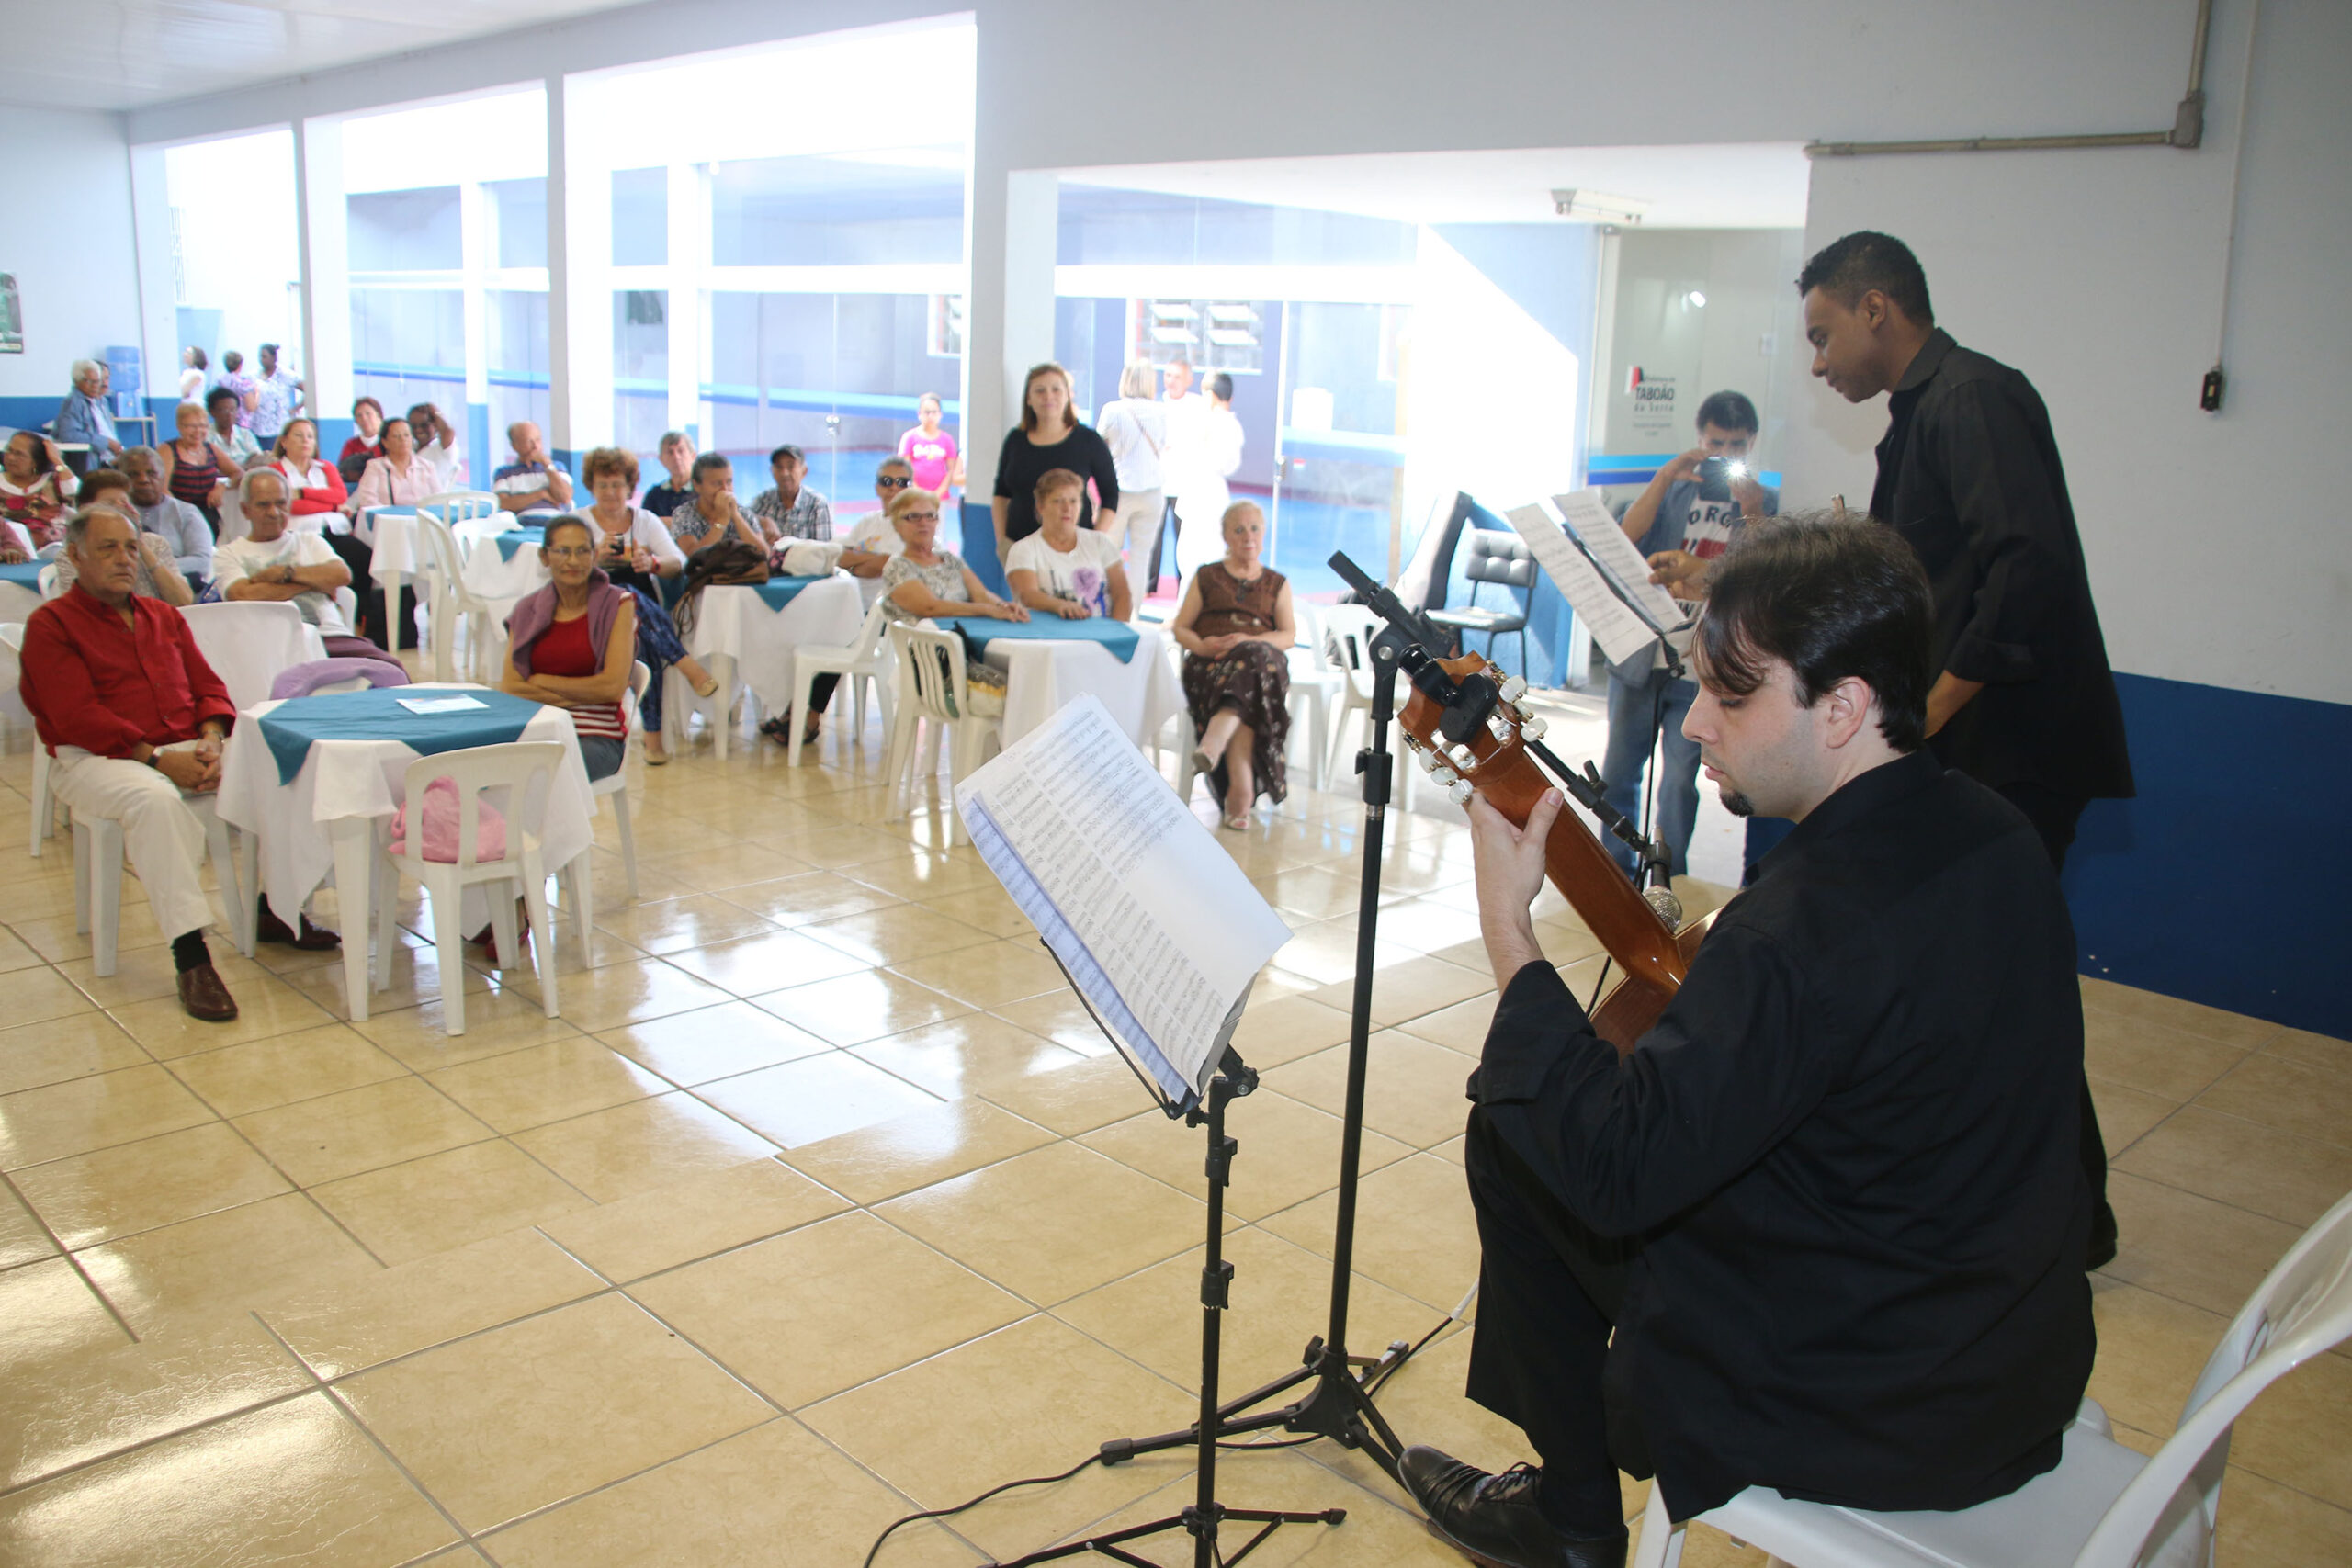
878, 476, 912, 488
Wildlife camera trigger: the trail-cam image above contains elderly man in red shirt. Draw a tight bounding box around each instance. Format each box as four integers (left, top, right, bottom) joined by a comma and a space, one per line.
20, 506, 242, 1020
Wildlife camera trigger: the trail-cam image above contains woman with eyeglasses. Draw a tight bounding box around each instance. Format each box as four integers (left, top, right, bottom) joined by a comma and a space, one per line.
880, 487, 1027, 625
580, 446, 720, 763
502, 513, 637, 784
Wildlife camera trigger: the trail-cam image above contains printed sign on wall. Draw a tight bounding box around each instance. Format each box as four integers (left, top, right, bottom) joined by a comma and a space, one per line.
0, 275, 21, 355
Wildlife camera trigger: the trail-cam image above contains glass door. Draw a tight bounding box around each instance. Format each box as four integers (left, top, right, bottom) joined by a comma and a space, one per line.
1269, 300, 1408, 600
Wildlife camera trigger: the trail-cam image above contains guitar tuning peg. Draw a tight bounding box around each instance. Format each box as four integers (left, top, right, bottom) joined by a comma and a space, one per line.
1448, 742, 1477, 771
1498, 674, 1528, 704
1448, 778, 1474, 807
1520, 716, 1548, 741
1429, 764, 1458, 787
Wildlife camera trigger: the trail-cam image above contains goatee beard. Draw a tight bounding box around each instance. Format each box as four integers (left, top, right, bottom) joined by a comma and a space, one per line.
1720, 788, 1755, 818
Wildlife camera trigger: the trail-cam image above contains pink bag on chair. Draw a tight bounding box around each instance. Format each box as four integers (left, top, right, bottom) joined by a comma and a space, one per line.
388, 776, 508, 863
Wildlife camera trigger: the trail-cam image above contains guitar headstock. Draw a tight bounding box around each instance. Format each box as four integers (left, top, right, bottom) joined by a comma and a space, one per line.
1396, 650, 1549, 804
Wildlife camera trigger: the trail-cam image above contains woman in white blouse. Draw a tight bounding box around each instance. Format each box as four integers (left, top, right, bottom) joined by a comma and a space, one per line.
336, 416, 441, 649
1005, 468, 1133, 622
1093, 358, 1166, 606
580, 446, 718, 762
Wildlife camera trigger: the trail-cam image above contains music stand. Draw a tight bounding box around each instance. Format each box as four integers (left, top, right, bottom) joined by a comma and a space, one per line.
983, 948, 1340, 1568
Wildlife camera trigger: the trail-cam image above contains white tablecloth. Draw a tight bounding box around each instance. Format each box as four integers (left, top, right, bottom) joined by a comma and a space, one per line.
0, 582, 41, 625
460, 535, 551, 603
217, 683, 597, 1021
685, 578, 865, 715
983, 624, 1185, 746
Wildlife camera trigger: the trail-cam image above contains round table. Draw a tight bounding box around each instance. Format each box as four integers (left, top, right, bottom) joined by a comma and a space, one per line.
216, 682, 597, 1022
979, 623, 1185, 748
674, 577, 865, 757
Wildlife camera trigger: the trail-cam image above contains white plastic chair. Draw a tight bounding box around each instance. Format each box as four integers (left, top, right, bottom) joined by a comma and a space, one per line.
72, 784, 250, 976
1632, 1187, 2352, 1568
1287, 604, 1346, 792
0, 625, 60, 856
789, 598, 894, 765
415, 492, 501, 677
36, 562, 59, 600
178, 601, 323, 711
882, 622, 1003, 839
371, 742, 562, 1035
416, 512, 509, 684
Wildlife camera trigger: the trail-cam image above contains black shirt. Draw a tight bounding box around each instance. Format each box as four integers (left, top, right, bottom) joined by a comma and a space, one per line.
1473, 751, 2093, 1519
1871, 330, 2132, 800
994, 423, 1118, 544
641, 481, 690, 520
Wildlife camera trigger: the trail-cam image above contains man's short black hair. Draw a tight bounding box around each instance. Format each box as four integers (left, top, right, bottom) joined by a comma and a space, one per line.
691, 452, 731, 483
1696, 513, 1934, 751
1694, 389, 1759, 434
1208, 372, 1234, 401
1796, 231, 1935, 327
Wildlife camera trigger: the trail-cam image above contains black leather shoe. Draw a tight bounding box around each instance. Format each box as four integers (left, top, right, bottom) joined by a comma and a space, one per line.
255, 905, 340, 951
1400, 1446, 1628, 1568
176, 963, 240, 1023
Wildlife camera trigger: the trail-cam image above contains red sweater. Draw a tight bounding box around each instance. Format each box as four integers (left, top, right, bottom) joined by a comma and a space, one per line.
20, 586, 238, 757
277, 458, 349, 516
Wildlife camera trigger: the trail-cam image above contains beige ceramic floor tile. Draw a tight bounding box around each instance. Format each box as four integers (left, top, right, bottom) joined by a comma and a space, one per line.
512, 1090, 781, 1202
1306, 953, 1494, 1029
262, 1226, 605, 1380
593, 891, 781, 955
989, 989, 1118, 1054
917, 887, 1037, 940
539, 1156, 848, 1282
800, 1314, 1196, 1558
0, 1311, 309, 1493
785, 1098, 1057, 1206
979, 1051, 1164, 1136
0, 1062, 216, 1169
482, 1416, 981, 1567
2228, 1339, 2352, 1509
694, 1051, 944, 1149
596, 1000, 833, 1088
107, 975, 336, 1059
750, 968, 976, 1047
0, 926, 49, 972
2194, 1051, 2352, 1149
1258, 1153, 1481, 1313
1252, 864, 1370, 922
1391, 992, 1498, 1055
1086, 1446, 1477, 1566
849, 1014, 1089, 1101
2114, 1104, 2352, 1227
877, 1141, 1204, 1305
351, 987, 590, 1071
57, 945, 275, 1011
13, 1121, 291, 1248
1228, 992, 1360, 1067
1057, 1224, 1443, 1398
0, 966, 104, 1030
0, 1256, 130, 1379
1273, 919, 1419, 987
2100, 1171, 2303, 1318
2081, 1006, 2256, 1101
528, 953, 735, 1034
716, 869, 905, 928
887, 940, 1069, 1010
164, 1021, 409, 1118
2262, 1026, 2352, 1073
641, 842, 817, 893
309, 1139, 594, 1267
424, 1036, 669, 1134
1264, 1032, 1478, 1150
339, 1292, 775, 1533
2080, 978, 2279, 1050
287, 936, 501, 1019
232, 1075, 494, 1186
2215, 1464, 2352, 1567
0, 1179, 56, 1269
0, 1392, 457, 1568
1082, 1089, 1413, 1223
632, 1209, 1029, 1409
798, 904, 999, 967
841, 851, 1002, 903
2087, 1075, 2179, 1156
2086, 1276, 2226, 1438
76, 1191, 380, 1339
658, 925, 873, 996
0, 1012, 150, 1096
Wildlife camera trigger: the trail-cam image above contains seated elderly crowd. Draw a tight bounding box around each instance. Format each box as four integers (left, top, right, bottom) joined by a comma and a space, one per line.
9, 350, 1281, 1023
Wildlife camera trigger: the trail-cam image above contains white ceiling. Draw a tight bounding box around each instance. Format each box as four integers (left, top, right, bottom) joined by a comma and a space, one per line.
1061, 144, 1813, 231
0, 0, 642, 112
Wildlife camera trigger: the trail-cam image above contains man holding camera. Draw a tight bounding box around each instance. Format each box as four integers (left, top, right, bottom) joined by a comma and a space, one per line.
1597, 390, 1778, 878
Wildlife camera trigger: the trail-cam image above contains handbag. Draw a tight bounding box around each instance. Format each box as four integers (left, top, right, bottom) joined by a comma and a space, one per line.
672, 534, 770, 632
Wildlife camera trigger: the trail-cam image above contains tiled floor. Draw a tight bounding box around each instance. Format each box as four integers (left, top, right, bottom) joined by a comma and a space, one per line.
1, 701, 2347, 1567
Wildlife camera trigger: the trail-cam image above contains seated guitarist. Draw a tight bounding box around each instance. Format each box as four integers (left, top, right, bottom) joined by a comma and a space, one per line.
1401, 513, 2094, 1568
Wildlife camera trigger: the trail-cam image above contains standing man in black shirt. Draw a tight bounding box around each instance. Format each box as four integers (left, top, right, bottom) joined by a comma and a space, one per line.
1399, 518, 2093, 1568
1799, 231, 2132, 1267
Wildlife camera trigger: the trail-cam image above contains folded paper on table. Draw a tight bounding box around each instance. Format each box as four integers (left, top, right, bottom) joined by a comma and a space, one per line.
955, 694, 1290, 1111
397, 694, 488, 715
493, 526, 547, 562
255, 686, 537, 784
752, 575, 829, 611
935, 615, 1140, 664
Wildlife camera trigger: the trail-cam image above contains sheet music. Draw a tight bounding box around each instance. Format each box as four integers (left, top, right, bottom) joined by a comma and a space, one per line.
1501, 503, 1663, 668
956, 695, 1290, 1106
1551, 490, 1688, 634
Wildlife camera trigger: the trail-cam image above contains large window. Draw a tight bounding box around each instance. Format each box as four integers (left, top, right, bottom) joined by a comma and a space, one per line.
164, 130, 301, 427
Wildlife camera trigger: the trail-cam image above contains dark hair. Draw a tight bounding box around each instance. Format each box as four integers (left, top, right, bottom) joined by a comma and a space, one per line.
691, 452, 731, 484
405, 402, 443, 438
1207, 372, 1234, 402
1694, 389, 1759, 435
542, 513, 595, 549
222, 350, 243, 372
769, 444, 805, 468
1018, 363, 1077, 434
78, 468, 130, 500
271, 417, 317, 459
351, 395, 383, 423
207, 386, 238, 412
582, 446, 639, 489
1695, 512, 1934, 751
258, 342, 279, 356
1033, 467, 1084, 502
188, 347, 209, 370
1796, 231, 1934, 326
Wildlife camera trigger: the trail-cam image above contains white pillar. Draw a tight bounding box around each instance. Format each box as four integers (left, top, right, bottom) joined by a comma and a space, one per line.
293, 118, 352, 429
459, 181, 490, 485
963, 161, 1060, 507
665, 161, 706, 443
546, 73, 614, 464
126, 144, 178, 433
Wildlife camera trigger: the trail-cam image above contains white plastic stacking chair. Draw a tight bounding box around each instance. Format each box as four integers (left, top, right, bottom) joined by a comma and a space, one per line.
0, 625, 60, 856
882, 622, 1003, 840
179, 600, 322, 711
1287, 604, 1346, 792
416, 512, 510, 684
36, 562, 60, 600
558, 662, 648, 963
788, 597, 894, 765
415, 492, 501, 677
371, 741, 562, 1035
1631, 1186, 2352, 1568
72, 787, 250, 976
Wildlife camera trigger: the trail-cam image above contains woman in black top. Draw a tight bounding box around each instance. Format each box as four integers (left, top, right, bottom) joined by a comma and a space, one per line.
992, 362, 1117, 564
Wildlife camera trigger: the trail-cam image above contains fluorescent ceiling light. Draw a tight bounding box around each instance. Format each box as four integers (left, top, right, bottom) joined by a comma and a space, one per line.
1551, 187, 1648, 223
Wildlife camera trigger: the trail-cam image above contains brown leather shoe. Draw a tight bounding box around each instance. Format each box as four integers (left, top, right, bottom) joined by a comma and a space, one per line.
176, 963, 240, 1022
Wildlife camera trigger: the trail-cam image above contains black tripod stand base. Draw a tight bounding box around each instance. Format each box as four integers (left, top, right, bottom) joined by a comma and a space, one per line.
984, 1506, 1345, 1568
1099, 1337, 1418, 1483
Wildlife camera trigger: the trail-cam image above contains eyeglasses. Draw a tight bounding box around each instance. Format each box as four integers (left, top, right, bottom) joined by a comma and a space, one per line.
900, 510, 939, 522
545, 546, 596, 560
877, 476, 912, 488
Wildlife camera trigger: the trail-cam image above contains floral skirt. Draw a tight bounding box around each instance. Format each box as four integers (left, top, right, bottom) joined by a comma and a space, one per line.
1182, 640, 1290, 806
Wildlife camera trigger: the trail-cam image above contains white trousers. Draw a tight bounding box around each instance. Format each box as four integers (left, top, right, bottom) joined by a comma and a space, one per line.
48, 747, 217, 940
1097, 488, 1162, 605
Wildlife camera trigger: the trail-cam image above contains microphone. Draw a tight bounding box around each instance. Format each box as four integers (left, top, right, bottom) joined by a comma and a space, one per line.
1641, 849, 1684, 928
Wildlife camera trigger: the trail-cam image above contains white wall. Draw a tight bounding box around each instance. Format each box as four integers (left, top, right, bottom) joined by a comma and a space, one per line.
0, 107, 147, 404
107, 0, 2352, 703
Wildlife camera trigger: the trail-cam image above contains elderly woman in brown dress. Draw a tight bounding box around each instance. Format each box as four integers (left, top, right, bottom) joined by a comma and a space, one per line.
1170, 501, 1295, 829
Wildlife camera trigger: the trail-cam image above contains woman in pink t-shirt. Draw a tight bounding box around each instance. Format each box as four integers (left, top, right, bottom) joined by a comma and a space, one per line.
897, 393, 963, 501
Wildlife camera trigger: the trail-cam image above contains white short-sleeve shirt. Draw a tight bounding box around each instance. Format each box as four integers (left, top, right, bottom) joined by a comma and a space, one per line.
212, 531, 353, 637
1006, 528, 1125, 619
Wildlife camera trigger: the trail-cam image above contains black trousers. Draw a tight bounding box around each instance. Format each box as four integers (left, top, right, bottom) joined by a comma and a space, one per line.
1463, 1106, 1645, 1536
1995, 782, 2117, 1261
322, 530, 418, 650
